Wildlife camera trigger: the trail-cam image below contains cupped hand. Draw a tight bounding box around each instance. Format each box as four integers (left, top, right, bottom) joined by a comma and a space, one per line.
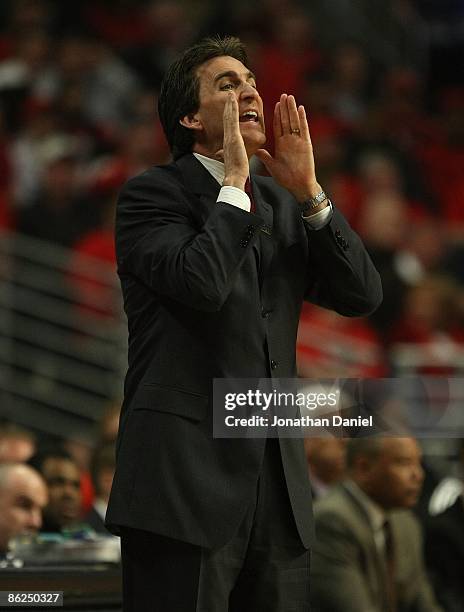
218, 93, 249, 189
255, 94, 321, 202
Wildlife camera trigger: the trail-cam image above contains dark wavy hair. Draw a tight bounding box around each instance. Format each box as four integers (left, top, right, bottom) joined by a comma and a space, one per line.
158, 35, 248, 160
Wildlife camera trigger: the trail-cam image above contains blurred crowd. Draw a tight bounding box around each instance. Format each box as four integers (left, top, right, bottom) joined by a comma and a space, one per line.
1, 419, 463, 610
0, 405, 119, 559
1, 0, 463, 376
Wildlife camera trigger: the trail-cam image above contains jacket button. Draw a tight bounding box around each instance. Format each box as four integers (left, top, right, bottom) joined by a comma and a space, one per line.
335, 229, 341, 237
261, 308, 271, 318
270, 359, 278, 370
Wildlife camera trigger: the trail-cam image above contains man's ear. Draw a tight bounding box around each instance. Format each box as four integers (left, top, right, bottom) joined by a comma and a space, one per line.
179, 112, 202, 132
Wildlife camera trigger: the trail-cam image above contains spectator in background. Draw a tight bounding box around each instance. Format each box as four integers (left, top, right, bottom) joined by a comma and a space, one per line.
356, 176, 410, 337
388, 275, 464, 374
84, 443, 115, 534
329, 41, 372, 131
303, 437, 347, 499
123, 0, 194, 90
297, 302, 388, 378
309, 0, 428, 73
0, 463, 47, 555
17, 135, 97, 247
0, 424, 36, 463
417, 87, 464, 239
62, 439, 94, 516
69, 167, 119, 319
97, 403, 121, 445
311, 437, 442, 611
9, 98, 59, 208
29, 448, 83, 533
0, 28, 53, 132
425, 440, 464, 612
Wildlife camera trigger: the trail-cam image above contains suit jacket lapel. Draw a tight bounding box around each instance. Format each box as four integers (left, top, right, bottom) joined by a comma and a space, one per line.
175, 154, 221, 224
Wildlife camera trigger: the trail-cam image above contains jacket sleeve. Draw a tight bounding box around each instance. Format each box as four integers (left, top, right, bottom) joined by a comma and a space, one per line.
304, 206, 383, 317
115, 170, 263, 312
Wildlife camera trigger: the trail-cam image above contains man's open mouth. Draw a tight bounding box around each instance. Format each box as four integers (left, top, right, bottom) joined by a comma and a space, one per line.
239, 111, 259, 122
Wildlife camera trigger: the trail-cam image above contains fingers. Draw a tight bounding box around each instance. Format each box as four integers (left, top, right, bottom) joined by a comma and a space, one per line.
298, 105, 311, 142
274, 93, 310, 141
279, 94, 291, 134
273, 101, 282, 137
255, 148, 273, 168
222, 92, 249, 179
223, 92, 238, 132
275, 94, 304, 136
287, 95, 301, 135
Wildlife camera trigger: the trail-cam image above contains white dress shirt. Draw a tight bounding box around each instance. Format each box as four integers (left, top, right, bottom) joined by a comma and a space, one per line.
193, 153, 333, 230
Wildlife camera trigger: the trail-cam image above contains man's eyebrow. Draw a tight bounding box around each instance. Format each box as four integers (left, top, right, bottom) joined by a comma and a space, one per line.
213, 70, 256, 83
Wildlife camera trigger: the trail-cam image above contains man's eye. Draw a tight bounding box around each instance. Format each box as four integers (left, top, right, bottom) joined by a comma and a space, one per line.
220, 83, 234, 90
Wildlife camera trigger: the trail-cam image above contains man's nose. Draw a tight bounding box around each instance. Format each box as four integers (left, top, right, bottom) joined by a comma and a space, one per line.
239, 82, 259, 100
28, 508, 42, 531
412, 463, 424, 483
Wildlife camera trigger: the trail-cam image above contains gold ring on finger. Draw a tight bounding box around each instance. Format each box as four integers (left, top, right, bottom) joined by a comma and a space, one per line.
291, 128, 300, 135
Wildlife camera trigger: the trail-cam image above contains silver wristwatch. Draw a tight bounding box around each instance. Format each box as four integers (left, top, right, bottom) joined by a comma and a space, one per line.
300, 190, 328, 215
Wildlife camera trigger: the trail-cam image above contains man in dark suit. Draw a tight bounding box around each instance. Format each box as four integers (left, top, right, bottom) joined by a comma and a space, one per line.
425, 440, 464, 611
106, 35, 382, 611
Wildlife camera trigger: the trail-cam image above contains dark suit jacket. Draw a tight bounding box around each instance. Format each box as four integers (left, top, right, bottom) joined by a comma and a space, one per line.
425, 496, 464, 611
311, 483, 442, 612
105, 153, 382, 549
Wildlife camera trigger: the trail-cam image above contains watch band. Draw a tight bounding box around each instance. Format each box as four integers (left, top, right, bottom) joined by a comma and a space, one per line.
300, 190, 328, 215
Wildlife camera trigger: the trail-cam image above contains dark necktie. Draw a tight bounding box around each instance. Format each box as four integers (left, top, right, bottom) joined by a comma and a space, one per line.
244, 177, 256, 213
383, 519, 397, 612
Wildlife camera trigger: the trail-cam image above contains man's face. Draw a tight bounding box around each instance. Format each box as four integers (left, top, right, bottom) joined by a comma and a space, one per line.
0, 466, 48, 552
364, 438, 424, 509
184, 55, 266, 158
42, 458, 81, 529
304, 438, 346, 485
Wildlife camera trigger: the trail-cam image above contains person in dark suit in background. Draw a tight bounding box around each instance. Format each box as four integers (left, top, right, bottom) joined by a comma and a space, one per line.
84, 443, 116, 534
106, 35, 382, 611
425, 440, 464, 611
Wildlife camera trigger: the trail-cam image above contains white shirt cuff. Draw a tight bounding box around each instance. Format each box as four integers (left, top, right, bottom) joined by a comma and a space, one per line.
303, 201, 333, 230
217, 186, 251, 212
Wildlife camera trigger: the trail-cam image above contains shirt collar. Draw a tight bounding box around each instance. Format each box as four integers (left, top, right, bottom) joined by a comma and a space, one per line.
345, 480, 386, 533
93, 498, 108, 521
193, 152, 225, 185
